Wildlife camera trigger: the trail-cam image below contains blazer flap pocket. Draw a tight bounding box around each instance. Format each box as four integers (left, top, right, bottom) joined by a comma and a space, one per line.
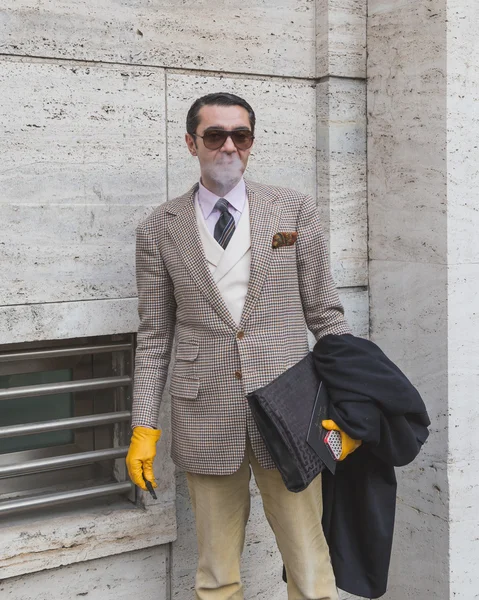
170, 374, 200, 400
176, 341, 199, 361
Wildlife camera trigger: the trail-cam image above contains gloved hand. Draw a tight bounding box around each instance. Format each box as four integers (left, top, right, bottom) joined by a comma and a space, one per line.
321, 420, 362, 461
125, 426, 161, 491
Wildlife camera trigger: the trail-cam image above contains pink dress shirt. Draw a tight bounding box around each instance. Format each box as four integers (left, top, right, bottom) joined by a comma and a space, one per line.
196, 178, 246, 236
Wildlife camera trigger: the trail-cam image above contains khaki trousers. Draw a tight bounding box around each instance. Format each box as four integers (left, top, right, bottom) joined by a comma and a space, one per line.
186, 439, 338, 600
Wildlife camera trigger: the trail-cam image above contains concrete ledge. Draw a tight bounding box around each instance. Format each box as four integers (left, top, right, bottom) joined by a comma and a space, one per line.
0, 498, 176, 580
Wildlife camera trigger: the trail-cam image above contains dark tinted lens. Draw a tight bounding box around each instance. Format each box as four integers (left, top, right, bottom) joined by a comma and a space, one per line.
231, 131, 254, 149
202, 131, 229, 149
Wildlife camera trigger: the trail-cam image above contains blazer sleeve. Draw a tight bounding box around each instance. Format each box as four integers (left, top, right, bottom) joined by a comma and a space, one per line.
131, 220, 177, 428
296, 194, 352, 340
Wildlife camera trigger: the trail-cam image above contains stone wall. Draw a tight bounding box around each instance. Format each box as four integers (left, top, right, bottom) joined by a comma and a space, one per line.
368, 0, 479, 597
0, 2, 367, 598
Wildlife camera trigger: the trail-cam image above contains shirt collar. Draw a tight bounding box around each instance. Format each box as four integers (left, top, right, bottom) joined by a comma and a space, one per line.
197, 177, 246, 220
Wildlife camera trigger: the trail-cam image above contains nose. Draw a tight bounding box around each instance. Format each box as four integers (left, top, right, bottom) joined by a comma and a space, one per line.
221, 134, 237, 153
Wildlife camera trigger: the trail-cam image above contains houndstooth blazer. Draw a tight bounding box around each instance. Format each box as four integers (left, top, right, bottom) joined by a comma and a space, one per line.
131, 179, 351, 474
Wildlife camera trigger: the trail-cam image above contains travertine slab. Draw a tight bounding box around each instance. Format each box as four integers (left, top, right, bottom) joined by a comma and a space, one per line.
369, 260, 447, 464
368, 0, 447, 264
0, 61, 166, 206
0, 498, 175, 579
338, 287, 368, 338
385, 471, 449, 599
447, 5, 479, 594
0, 204, 155, 305
316, 0, 367, 78
448, 263, 479, 462
0, 61, 166, 306
317, 78, 367, 288
0, 1, 315, 78
447, 0, 479, 265
166, 73, 317, 201
368, 256, 448, 598
0, 546, 169, 600
447, 260, 479, 596
0, 298, 139, 344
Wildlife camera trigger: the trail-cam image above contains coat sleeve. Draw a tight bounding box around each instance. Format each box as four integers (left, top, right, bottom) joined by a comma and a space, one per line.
296, 194, 351, 340
131, 220, 177, 428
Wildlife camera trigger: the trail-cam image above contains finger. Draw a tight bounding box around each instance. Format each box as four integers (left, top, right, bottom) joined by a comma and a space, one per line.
142, 458, 157, 488
321, 419, 341, 432
339, 436, 362, 461
127, 457, 147, 490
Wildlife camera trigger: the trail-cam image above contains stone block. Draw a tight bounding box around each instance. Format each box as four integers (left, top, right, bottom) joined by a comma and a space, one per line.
166, 73, 317, 201
369, 260, 447, 464
0, 61, 166, 307
447, 0, 479, 264
0, 498, 176, 579
0, 62, 166, 207
0, 546, 169, 600
0, 1, 315, 77
0, 298, 139, 345
317, 78, 367, 288
449, 459, 479, 596
316, 0, 367, 78
447, 263, 479, 462
0, 204, 154, 306
367, 0, 447, 264
338, 287, 369, 337
385, 490, 449, 599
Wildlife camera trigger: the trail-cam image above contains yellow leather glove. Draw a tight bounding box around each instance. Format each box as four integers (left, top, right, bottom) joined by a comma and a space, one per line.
126, 426, 161, 491
322, 419, 362, 461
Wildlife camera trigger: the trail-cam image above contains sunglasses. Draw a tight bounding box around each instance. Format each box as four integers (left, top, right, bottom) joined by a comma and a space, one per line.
194, 129, 255, 151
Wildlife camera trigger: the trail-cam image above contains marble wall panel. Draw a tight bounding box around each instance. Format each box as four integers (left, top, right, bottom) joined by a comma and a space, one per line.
0, 546, 169, 600
0, 1, 315, 78
367, 0, 447, 264
447, 0, 479, 265
166, 73, 317, 201
316, 0, 367, 78
0, 298, 139, 344
317, 78, 367, 288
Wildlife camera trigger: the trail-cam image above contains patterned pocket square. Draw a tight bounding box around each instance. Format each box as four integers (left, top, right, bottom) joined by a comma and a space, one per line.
272, 231, 298, 248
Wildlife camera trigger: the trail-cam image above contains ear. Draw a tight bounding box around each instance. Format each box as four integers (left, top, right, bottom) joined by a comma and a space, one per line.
185, 133, 198, 156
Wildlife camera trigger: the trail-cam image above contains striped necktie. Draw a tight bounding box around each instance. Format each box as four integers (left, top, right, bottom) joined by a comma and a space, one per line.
214, 198, 236, 249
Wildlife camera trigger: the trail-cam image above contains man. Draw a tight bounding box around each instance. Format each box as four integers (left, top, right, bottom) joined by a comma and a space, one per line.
126, 92, 354, 600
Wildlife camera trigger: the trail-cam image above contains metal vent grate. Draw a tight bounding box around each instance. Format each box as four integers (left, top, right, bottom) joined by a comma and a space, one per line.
0, 336, 134, 516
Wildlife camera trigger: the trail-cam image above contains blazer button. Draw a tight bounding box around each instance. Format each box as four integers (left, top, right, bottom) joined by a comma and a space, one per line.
234, 370, 242, 380
237, 331, 245, 340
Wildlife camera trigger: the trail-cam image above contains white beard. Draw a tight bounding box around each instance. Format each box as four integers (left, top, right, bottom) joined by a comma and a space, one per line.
201, 155, 245, 196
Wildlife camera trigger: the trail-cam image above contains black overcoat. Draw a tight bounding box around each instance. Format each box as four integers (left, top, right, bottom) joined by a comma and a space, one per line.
313, 334, 430, 598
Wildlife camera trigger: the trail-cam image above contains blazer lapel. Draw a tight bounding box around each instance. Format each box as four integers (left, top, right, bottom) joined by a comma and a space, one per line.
239, 182, 280, 327
167, 185, 238, 331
